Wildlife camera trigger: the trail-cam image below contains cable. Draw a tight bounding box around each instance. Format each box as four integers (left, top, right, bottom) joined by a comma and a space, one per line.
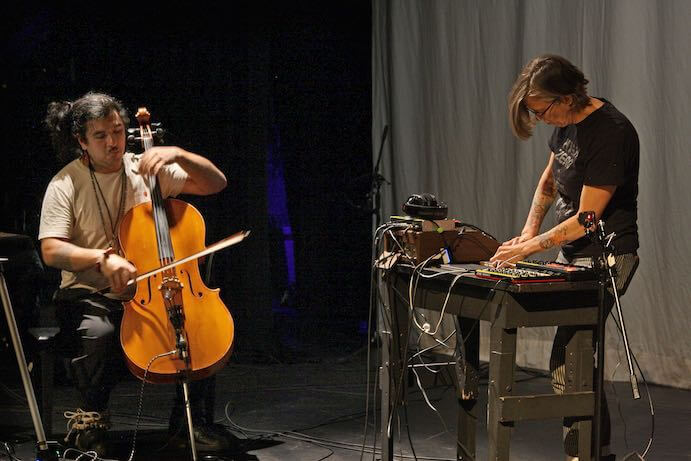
422, 219, 455, 254
1, 441, 22, 461
370, 221, 449, 460
360, 223, 382, 461
410, 331, 456, 370
126, 349, 176, 461
369, 343, 380, 461
402, 404, 419, 461
106, 411, 168, 427
587, 251, 654, 460
61, 447, 101, 460
409, 274, 505, 455
495, 254, 522, 269
213, 256, 467, 461
361, 221, 412, 461
0, 382, 27, 404
390, 266, 506, 457
372, 221, 506, 461
394, 258, 474, 455
225, 401, 458, 461
223, 401, 373, 459
608, 312, 655, 459
390, 271, 506, 353
409, 267, 474, 335
454, 222, 498, 242
408, 252, 447, 334
387, 253, 442, 443
415, 267, 472, 278
409, 366, 449, 435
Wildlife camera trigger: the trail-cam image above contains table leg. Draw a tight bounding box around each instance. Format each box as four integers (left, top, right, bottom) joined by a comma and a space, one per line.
487, 325, 516, 461
379, 272, 409, 461
456, 317, 479, 460
379, 276, 394, 461
565, 328, 594, 460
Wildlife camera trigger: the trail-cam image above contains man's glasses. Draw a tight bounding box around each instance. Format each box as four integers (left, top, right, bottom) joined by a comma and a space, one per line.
525, 98, 558, 119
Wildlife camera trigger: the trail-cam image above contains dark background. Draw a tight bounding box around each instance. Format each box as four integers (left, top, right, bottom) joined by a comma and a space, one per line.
1, 2, 373, 361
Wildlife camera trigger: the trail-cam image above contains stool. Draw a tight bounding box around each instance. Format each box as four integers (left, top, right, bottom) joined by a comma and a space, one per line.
28, 326, 60, 438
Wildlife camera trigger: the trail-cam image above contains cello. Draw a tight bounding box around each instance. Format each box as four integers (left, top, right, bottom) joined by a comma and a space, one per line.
118, 107, 235, 385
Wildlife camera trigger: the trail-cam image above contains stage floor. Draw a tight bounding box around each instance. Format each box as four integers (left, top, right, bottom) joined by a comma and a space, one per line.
1, 346, 689, 461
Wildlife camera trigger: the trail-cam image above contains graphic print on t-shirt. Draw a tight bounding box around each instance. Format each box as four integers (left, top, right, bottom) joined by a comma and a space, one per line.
552, 125, 580, 224
554, 195, 573, 224
554, 136, 579, 169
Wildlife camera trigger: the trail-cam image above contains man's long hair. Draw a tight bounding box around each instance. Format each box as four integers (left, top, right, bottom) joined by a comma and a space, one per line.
45, 92, 130, 162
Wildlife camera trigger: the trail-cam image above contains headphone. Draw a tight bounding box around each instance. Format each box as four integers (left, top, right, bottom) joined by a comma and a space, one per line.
402, 193, 448, 220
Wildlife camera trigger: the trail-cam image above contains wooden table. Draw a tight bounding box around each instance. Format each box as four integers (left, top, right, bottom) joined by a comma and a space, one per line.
378, 263, 599, 460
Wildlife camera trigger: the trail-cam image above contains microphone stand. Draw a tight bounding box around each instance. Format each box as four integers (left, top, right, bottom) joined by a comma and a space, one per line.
370, 125, 390, 230
579, 212, 640, 461
342, 126, 390, 230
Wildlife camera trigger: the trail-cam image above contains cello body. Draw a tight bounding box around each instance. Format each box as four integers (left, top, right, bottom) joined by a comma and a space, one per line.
117, 108, 234, 384
119, 198, 234, 383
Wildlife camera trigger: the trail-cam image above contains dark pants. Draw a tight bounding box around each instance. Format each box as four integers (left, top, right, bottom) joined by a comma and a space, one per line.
54, 289, 215, 422
550, 253, 639, 457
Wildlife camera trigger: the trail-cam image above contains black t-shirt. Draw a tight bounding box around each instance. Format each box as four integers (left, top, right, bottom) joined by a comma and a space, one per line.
548, 98, 639, 257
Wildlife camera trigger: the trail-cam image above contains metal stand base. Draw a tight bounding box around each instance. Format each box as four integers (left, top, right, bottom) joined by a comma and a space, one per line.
594, 279, 607, 461
0, 258, 59, 461
182, 380, 199, 461
579, 212, 640, 461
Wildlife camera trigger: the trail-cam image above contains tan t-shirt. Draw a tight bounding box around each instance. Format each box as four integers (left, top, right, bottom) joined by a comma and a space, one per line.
38, 153, 188, 293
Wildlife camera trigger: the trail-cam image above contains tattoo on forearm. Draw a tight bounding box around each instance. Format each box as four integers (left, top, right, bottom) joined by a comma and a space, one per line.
530, 201, 549, 217
539, 223, 570, 250
538, 236, 555, 249
527, 201, 549, 228
555, 223, 569, 240
540, 174, 557, 198
527, 177, 556, 230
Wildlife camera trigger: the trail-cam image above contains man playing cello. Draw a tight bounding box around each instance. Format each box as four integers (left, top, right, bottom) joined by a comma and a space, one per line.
39, 91, 234, 455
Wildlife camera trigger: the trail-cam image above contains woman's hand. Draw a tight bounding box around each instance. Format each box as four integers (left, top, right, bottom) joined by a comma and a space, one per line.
501, 230, 536, 247
489, 240, 532, 268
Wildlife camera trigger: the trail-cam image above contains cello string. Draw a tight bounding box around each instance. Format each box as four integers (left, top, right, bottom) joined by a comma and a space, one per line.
148, 173, 166, 263
155, 179, 174, 262
146, 125, 175, 263
142, 125, 173, 265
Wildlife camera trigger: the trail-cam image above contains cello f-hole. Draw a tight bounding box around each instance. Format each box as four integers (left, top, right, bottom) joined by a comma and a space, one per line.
140, 276, 153, 305
181, 269, 204, 298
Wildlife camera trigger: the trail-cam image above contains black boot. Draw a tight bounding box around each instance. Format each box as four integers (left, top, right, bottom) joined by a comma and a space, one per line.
169, 413, 234, 452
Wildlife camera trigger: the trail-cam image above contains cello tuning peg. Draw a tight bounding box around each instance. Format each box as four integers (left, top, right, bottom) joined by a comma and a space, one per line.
153, 128, 165, 144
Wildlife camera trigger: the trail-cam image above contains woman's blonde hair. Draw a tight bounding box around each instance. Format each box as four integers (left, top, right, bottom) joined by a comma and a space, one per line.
508, 54, 590, 139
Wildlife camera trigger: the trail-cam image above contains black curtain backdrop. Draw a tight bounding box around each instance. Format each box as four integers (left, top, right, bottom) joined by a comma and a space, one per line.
0, 2, 371, 359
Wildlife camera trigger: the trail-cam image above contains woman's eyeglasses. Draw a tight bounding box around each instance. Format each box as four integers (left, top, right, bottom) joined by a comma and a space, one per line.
526, 98, 558, 119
